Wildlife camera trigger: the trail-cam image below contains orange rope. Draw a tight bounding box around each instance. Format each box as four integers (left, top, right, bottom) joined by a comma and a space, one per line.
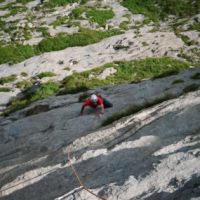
67, 145, 107, 200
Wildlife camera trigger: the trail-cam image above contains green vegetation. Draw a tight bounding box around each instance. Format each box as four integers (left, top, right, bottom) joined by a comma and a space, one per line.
5, 81, 60, 115
119, 21, 130, 30
51, 16, 69, 28
60, 57, 189, 94
172, 79, 184, 84
153, 69, 180, 79
64, 67, 71, 71
36, 27, 50, 37
142, 41, 149, 46
0, 74, 17, 85
191, 73, 200, 80
21, 72, 28, 77
16, 0, 33, 4
0, 44, 37, 65
0, 87, 11, 92
70, 6, 85, 19
45, 0, 78, 7
180, 34, 197, 46
121, 0, 159, 21
37, 71, 57, 79
122, 0, 200, 21
102, 94, 175, 126
0, 28, 122, 64
86, 8, 115, 26
2, 57, 192, 115
190, 22, 200, 32
37, 28, 121, 52
16, 80, 32, 89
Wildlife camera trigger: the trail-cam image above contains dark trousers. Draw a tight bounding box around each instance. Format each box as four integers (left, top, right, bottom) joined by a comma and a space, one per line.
102, 98, 113, 108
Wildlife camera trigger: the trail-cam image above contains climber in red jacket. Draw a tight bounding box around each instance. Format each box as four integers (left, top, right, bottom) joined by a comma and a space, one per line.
80, 94, 104, 115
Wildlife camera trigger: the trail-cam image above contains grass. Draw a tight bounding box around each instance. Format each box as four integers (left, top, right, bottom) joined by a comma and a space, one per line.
86, 8, 115, 27
0, 44, 37, 65
153, 69, 180, 79
180, 34, 197, 46
60, 57, 189, 94
16, 80, 32, 89
5, 81, 60, 115
0, 74, 17, 85
121, 0, 200, 21
36, 27, 50, 37
0, 87, 11, 92
102, 94, 175, 126
122, 0, 159, 21
51, 16, 69, 28
0, 28, 122, 64
119, 21, 130, 30
44, 0, 78, 8
70, 6, 85, 19
190, 22, 200, 32
37, 71, 57, 79
21, 72, 28, 77
142, 41, 149, 46
16, 0, 33, 3
36, 28, 121, 52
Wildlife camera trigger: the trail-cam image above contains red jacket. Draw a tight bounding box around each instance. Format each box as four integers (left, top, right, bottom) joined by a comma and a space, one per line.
83, 96, 103, 108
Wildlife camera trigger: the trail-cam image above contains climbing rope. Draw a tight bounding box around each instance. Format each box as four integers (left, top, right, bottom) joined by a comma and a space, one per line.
67, 145, 107, 200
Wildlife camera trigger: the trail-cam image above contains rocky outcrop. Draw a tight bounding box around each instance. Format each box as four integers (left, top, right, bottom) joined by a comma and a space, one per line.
0, 68, 200, 200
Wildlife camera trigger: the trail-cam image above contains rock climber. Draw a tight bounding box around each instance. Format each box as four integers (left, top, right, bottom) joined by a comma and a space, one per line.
80, 93, 113, 115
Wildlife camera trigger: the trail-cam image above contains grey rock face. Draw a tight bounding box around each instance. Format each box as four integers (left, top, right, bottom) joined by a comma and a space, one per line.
0, 68, 200, 200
